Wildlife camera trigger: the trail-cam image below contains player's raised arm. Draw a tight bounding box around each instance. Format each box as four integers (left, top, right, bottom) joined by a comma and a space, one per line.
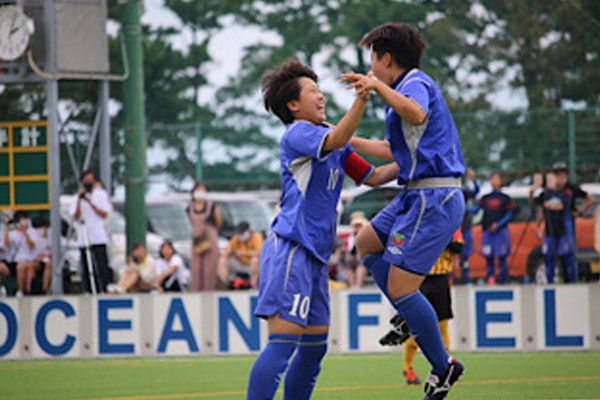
350, 137, 393, 161
362, 162, 399, 187
321, 91, 369, 151
341, 71, 426, 126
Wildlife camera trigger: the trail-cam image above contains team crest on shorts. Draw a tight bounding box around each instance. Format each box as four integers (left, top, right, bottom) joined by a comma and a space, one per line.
391, 232, 405, 246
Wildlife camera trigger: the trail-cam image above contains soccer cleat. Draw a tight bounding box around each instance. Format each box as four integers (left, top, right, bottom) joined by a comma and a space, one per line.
423, 357, 464, 400
378, 315, 411, 346
404, 368, 421, 385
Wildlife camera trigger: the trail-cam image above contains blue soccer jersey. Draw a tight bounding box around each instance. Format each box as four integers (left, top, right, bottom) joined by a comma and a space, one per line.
386, 69, 465, 184
271, 121, 354, 264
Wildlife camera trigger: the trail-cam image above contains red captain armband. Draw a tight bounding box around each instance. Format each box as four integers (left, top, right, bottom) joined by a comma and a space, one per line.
344, 152, 374, 184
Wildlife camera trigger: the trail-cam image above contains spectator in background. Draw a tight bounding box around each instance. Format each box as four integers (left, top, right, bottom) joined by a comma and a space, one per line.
1, 215, 18, 296
344, 211, 369, 288
187, 182, 222, 291
551, 162, 594, 219
476, 172, 514, 285
107, 243, 156, 294
3, 211, 37, 297
156, 240, 188, 293
217, 221, 263, 289
459, 167, 479, 284
30, 216, 53, 294
529, 163, 594, 283
70, 169, 112, 293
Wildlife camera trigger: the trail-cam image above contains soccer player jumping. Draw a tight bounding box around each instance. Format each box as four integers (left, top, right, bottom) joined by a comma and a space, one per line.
247, 60, 398, 400
342, 23, 466, 399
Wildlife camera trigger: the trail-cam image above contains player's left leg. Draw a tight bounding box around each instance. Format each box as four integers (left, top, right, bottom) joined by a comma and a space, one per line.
285, 261, 330, 400
497, 256, 508, 284
247, 316, 303, 400
485, 256, 496, 285
403, 336, 421, 385
543, 237, 557, 284
284, 326, 328, 400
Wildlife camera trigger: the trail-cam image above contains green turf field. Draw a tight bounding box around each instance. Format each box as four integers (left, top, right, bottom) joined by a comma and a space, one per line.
1, 351, 599, 400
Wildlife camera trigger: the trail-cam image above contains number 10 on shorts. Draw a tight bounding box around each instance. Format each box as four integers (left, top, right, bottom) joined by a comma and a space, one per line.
290, 293, 310, 319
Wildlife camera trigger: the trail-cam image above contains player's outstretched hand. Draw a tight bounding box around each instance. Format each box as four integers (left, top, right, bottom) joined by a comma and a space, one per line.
340, 71, 377, 99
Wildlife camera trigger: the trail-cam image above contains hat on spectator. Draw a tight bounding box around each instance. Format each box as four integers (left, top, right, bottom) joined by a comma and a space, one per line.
235, 220, 250, 234
350, 211, 368, 228
552, 162, 568, 173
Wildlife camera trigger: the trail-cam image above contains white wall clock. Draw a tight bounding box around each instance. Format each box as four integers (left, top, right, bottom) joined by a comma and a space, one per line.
0, 5, 35, 61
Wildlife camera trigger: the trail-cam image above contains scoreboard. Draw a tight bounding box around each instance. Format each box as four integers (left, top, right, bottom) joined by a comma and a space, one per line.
0, 121, 50, 211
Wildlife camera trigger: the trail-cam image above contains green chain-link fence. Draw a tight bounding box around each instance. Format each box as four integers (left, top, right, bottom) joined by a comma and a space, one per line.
149, 108, 600, 189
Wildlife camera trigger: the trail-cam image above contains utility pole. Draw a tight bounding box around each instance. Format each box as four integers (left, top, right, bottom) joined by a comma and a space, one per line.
120, 0, 147, 252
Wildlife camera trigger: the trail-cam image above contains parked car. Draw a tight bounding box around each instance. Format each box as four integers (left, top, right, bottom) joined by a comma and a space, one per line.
114, 192, 273, 261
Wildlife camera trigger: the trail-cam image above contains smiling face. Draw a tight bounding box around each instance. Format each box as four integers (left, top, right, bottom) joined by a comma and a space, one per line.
286, 77, 326, 125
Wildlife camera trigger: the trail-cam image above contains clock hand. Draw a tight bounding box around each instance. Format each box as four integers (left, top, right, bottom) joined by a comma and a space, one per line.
10, 12, 17, 31
10, 26, 20, 36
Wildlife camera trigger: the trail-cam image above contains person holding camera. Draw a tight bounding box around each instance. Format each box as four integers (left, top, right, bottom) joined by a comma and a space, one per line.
2, 211, 37, 297
107, 243, 156, 294
69, 169, 112, 293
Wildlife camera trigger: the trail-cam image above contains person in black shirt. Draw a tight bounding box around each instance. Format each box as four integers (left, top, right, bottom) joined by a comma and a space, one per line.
475, 172, 514, 284
531, 163, 594, 283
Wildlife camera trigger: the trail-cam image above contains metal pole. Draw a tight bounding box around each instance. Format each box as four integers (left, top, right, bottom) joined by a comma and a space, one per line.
567, 110, 576, 182
45, 0, 62, 294
195, 122, 203, 183
99, 81, 111, 191
120, 0, 147, 253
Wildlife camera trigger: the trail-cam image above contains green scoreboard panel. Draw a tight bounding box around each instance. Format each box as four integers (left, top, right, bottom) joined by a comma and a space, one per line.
0, 121, 50, 211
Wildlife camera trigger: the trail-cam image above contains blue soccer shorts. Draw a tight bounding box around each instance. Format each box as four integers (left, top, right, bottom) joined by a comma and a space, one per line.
481, 228, 511, 257
371, 187, 464, 275
543, 234, 575, 257
254, 234, 330, 327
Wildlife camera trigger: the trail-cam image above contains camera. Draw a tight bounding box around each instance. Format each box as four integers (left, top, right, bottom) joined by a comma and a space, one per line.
83, 182, 94, 193
132, 255, 141, 264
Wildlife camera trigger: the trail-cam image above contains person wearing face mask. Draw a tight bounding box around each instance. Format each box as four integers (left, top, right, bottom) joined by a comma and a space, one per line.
28, 216, 53, 294
3, 211, 37, 297
70, 169, 112, 293
217, 221, 263, 289
187, 182, 222, 291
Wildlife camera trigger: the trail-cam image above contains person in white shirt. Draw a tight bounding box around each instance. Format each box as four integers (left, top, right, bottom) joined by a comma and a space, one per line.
3, 211, 37, 297
107, 242, 156, 294
156, 240, 188, 293
29, 217, 53, 294
69, 169, 112, 293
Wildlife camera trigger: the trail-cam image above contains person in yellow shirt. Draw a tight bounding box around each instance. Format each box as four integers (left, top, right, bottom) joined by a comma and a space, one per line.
217, 221, 264, 289
379, 229, 463, 385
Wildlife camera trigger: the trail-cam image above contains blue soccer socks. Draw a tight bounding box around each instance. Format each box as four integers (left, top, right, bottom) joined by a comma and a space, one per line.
247, 333, 300, 400
284, 333, 328, 400
393, 291, 449, 377
363, 253, 393, 302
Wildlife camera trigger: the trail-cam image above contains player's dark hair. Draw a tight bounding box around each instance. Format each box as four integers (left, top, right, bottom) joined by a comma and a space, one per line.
32, 216, 50, 228
490, 171, 502, 180
261, 59, 318, 124
13, 210, 29, 222
79, 169, 96, 182
159, 240, 176, 259
359, 23, 428, 69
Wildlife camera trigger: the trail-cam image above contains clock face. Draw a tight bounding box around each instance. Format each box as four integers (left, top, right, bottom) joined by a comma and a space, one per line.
0, 5, 34, 61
